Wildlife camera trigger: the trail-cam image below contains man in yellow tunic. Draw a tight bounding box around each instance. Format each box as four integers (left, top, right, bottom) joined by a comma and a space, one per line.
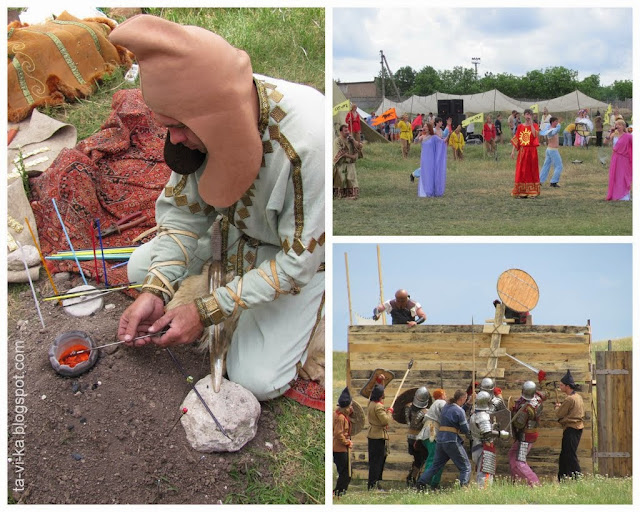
397, 113, 414, 158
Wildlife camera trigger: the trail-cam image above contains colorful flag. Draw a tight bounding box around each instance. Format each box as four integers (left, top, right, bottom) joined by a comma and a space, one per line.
603, 103, 613, 126
529, 103, 539, 114
372, 107, 397, 126
333, 99, 350, 116
461, 112, 484, 128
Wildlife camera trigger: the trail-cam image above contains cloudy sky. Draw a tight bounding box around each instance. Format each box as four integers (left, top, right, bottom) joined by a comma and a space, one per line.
332, 243, 632, 351
333, 8, 632, 86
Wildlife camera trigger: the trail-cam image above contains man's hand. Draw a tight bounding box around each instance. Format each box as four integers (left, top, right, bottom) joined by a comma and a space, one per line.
118, 292, 165, 347
147, 302, 204, 347
407, 321, 417, 327
511, 149, 516, 159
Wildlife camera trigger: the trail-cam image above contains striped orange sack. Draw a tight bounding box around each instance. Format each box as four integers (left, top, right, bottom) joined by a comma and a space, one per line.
8, 10, 132, 122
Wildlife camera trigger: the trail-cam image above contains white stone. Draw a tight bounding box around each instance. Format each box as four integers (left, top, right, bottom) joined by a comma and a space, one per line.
7, 244, 40, 270
7, 265, 40, 283
180, 376, 260, 453
62, 285, 103, 317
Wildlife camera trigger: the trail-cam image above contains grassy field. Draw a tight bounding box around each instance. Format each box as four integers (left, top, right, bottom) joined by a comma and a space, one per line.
334, 475, 632, 504
333, 141, 632, 236
26, 7, 325, 504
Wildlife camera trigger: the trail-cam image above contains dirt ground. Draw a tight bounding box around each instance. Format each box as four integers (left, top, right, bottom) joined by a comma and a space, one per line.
7, 273, 286, 504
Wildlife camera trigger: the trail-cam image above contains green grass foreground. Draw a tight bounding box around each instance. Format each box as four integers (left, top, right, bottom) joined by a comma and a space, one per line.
226, 398, 324, 504
333, 142, 631, 236
334, 475, 632, 504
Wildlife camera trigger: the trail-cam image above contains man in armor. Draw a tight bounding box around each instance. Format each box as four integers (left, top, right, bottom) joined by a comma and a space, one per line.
469, 390, 510, 487
404, 386, 431, 486
478, 377, 507, 413
509, 380, 546, 486
373, 289, 427, 326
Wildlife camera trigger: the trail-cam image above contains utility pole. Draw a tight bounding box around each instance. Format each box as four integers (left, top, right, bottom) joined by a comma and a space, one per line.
380, 50, 402, 102
380, 50, 385, 102
472, 57, 481, 78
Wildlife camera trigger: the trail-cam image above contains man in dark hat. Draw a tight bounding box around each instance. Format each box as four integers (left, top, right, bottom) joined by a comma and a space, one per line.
555, 370, 584, 481
373, 289, 427, 326
367, 384, 393, 490
333, 387, 354, 496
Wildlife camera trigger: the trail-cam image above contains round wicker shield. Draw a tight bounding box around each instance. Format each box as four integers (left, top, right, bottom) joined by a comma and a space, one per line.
350, 400, 366, 437
392, 387, 418, 424
496, 269, 539, 313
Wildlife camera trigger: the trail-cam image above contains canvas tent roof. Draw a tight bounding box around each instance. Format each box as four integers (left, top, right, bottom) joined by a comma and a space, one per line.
333, 81, 387, 143
374, 89, 608, 117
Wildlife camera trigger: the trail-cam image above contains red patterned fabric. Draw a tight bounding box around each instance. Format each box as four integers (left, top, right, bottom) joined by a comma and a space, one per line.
29, 89, 171, 290
284, 377, 325, 411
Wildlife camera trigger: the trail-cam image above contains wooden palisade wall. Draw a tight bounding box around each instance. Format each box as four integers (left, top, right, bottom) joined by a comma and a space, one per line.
595, 350, 632, 476
348, 324, 593, 483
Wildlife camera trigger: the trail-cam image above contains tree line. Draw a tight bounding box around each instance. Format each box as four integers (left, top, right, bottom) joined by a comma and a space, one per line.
371, 65, 631, 102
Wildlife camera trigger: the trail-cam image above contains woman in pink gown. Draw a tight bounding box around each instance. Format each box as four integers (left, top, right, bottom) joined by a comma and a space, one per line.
606, 120, 632, 201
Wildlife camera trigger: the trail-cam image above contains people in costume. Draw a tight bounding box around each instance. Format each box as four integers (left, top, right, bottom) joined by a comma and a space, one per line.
510, 108, 540, 198
111, 15, 325, 402
373, 289, 427, 326
419, 388, 447, 489
539, 117, 564, 188
345, 103, 362, 143
509, 381, 546, 486
483, 115, 497, 156
404, 386, 431, 486
367, 384, 393, 490
397, 113, 414, 159
606, 120, 632, 201
470, 391, 510, 487
416, 390, 471, 490
418, 126, 448, 197
333, 387, 354, 496
333, 124, 361, 199
555, 370, 584, 481
477, 377, 506, 412
449, 124, 465, 161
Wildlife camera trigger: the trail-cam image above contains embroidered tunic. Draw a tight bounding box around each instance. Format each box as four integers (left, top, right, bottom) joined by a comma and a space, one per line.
129, 75, 325, 400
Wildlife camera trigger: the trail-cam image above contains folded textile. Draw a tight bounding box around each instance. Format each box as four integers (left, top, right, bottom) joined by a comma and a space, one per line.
29, 88, 171, 288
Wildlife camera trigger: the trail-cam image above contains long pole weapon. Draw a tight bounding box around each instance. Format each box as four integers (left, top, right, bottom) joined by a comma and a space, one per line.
344, 253, 353, 326
376, 245, 386, 325
471, 316, 476, 409
390, 359, 414, 409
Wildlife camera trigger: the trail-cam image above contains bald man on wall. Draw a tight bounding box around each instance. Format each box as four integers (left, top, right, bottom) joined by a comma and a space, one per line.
373, 289, 427, 326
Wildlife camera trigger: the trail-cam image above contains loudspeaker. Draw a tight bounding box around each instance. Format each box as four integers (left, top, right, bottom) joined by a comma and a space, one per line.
451, 114, 465, 129
452, 99, 464, 114
437, 99, 452, 118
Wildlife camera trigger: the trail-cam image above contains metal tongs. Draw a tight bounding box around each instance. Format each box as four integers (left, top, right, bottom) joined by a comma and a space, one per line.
69, 329, 170, 356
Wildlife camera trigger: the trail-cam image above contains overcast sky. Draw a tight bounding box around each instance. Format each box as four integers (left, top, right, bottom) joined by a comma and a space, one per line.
332, 243, 631, 351
333, 8, 632, 87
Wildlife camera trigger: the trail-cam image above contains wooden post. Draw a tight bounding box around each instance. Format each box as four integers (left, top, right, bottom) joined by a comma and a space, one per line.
377, 244, 386, 325
471, 317, 476, 409
485, 303, 508, 379
344, 252, 353, 326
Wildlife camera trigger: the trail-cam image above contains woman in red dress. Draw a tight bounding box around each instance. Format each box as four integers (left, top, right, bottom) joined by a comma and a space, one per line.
510, 108, 541, 198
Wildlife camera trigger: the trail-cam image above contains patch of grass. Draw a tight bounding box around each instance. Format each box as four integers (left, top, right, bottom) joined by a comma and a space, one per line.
592, 337, 632, 352
333, 351, 347, 405
337, 474, 632, 504
333, 142, 631, 236
225, 397, 324, 504
144, 8, 324, 91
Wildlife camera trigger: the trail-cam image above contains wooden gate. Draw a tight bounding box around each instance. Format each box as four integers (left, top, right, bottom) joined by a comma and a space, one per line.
594, 350, 632, 476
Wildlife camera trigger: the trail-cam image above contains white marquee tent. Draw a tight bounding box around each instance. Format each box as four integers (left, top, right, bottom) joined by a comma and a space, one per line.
374, 89, 609, 116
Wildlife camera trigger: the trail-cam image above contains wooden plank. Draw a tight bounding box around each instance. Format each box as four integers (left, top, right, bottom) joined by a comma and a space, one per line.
479, 347, 507, 357
348, 325, 589, 334
483, 324, 510, 334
